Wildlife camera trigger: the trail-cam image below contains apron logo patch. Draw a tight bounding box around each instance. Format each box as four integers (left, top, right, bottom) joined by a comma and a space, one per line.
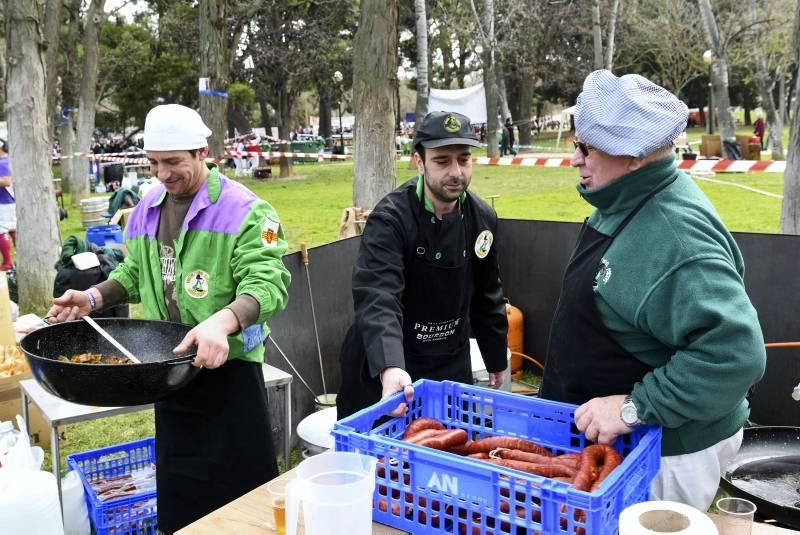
474, 230, 493, 259
413, 318, 461, 342
594, 257, 612, 286
261, 217, 280, 247
184, 270, 210, 299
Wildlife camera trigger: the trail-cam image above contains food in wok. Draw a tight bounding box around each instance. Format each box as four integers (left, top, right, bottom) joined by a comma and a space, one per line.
57, 352, 132, 365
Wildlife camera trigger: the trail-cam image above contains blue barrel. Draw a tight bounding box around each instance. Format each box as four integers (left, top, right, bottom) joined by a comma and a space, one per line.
86, 224, 124, 247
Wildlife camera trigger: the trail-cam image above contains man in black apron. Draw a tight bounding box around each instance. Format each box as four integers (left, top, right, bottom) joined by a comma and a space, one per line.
540, 71, 766, 511
336, 111, 508, 420
49, 104, 291, 532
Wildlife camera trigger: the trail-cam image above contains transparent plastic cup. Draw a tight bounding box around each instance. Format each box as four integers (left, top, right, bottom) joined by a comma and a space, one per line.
716, 497, 756, 535
267, 479, 290, 534
286, 451, 377, 535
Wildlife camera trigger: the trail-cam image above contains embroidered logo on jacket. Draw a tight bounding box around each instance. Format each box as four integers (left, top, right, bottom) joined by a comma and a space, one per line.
261, 217, 280, 247
184, 270, 210, 299
594, 257, 612, 286
474, 230, 493, 259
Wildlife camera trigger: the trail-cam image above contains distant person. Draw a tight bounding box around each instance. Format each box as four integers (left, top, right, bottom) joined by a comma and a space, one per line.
753, 114, 766, 150
247, 132, 261, 175
540, 70, 766, 511
234, 137, 248, 176
0, 139, 15, 271
503, 117, 517, 156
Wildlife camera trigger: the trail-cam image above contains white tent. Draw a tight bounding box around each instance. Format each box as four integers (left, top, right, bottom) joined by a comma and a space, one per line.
427, 84, 487, 124
555, 105, 576, 149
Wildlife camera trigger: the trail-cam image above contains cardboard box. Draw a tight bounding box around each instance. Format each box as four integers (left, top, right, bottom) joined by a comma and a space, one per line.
109, 207, 134, 231
0, 395, 57, 447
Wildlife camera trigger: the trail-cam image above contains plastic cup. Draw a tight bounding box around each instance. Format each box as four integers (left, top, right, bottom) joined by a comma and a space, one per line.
716, 497, 756, 535
268, 479, 290, 534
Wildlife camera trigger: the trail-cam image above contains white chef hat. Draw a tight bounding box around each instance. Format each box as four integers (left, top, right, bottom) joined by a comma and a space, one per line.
143, 104, 212, 151
575, 70, 688, 158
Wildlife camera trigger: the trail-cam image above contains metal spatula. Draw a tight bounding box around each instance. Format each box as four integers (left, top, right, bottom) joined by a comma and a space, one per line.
83, 316, 142, 364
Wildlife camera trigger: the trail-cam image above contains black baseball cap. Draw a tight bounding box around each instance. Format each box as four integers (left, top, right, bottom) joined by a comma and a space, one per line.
413, 111, 481, 149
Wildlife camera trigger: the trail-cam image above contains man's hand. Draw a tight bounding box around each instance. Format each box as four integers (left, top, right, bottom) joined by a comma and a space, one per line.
574, 394, 632, 444
47, 289, 100, 322
488, 370, 505, 389
173, 308, 240, 369
380, 366, 414, 417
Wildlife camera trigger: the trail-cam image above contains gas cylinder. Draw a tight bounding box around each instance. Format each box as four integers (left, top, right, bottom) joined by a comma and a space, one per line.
506, 300, 523, 373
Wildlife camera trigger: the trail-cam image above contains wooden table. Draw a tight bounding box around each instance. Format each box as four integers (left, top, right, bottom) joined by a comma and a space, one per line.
179, 470, 797, 535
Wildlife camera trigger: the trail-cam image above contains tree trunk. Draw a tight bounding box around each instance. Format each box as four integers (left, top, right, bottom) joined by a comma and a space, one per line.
44, 0, 63, 142
496, 66, 511, 122
6, 0, 61, 313
698, 0, 737, 158
748, 0, 783, 160
780, 70, 788, 126
58, 0, 82, 195
199, 0, 229, 159
414, 0, 429, 124
605, 0, 621, 70
781, 0, 800, 234
478, 0, 499, 157
71, 0, 105, 207
352, 0, 398, 209
516, 79, 533, 147
318, 87, 332, 140
277, 84, 294, 178
258, 98, 272, 136
592, 0, 603, 70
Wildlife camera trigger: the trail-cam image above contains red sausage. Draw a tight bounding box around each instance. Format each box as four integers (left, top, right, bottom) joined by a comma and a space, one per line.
452, 436, 553, 456
405, 428, 448, 444
484, 458, 578, 478
401, 417, 445, 439
416, 429, 468, 450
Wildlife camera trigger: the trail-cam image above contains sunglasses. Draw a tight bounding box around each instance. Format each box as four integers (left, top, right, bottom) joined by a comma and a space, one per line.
573, 140, 596, 157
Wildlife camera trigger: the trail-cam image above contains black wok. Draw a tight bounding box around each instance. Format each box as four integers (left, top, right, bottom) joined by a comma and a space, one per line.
20, 318, 200, 406
720, 426, 800, 529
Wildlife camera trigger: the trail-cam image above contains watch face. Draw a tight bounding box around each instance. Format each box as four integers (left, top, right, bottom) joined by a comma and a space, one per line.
621, 403, 638, 425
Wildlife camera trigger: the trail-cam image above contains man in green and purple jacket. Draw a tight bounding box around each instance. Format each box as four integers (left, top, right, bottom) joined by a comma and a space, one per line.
48, 104, 291, 532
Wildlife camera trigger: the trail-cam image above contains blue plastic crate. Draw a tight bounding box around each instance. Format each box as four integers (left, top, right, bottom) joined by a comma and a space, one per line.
333, 380, 661, 535
86, 224, 124, 247
67, 437, 157, 535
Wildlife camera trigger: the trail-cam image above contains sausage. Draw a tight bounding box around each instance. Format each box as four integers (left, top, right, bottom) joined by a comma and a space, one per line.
404, 428, 448, 444
589, 445, 622, 491
401, 417, 445, 439
555, 453, 582, 470
450, 436, 553, 456
573, 444, 623, 492
416, 429, 468, 450
490, 447, 556, 465
484, 458, 578, 478
467, 452, 490, 459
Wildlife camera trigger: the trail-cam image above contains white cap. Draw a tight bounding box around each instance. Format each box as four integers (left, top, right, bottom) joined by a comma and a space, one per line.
143, 104, 212, 151
575, 70, 688, 158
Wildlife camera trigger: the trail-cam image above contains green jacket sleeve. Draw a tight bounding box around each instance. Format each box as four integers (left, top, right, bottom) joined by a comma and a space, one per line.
232, 200, 291, 325
632, 256, 766, 428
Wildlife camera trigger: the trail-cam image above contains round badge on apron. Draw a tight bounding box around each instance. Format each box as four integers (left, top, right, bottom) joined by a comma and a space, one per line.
474, 230, 493, 259
184, 270, 210, 299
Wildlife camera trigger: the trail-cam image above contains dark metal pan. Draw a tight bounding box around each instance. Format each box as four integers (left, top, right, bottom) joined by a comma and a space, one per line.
20, 318, 200, 406
720, 426, 800, 529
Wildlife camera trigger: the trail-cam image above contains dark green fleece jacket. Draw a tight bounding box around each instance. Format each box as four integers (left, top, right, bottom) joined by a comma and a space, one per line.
580, 157, 766, 456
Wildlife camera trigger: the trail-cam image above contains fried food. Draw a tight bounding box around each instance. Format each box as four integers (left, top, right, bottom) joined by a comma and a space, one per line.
57, 352, 132, 365
0, 345, 28, 378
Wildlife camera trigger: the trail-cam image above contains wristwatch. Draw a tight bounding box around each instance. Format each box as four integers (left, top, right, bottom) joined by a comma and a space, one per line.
620, 395, 644, 427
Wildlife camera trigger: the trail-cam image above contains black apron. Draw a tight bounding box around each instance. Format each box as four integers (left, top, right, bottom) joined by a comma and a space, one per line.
540, 179, 675, 404
337, 194, 475, 419
155, 358, 277, 533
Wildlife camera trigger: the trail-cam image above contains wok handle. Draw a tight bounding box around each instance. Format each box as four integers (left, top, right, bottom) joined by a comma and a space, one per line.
166, 355, 196, 365
765, 342, 800, 348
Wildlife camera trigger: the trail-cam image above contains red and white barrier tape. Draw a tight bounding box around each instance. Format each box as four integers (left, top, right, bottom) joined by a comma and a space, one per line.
53, 150, 786, 173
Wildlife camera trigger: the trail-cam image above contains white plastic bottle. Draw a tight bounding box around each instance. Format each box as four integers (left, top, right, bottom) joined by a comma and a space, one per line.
0, 420, 20, 465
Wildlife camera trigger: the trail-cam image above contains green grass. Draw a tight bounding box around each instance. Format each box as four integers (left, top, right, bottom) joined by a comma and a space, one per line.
47, 159, 786, 474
